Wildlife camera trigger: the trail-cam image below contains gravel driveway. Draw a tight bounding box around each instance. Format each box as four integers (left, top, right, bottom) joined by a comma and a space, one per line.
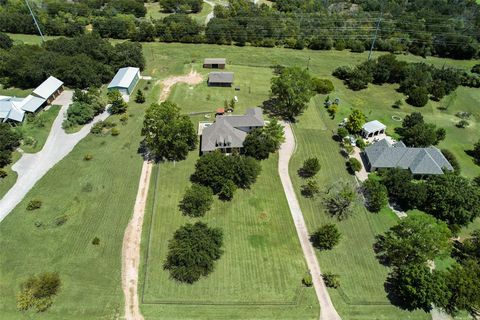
0, 91, 110, 222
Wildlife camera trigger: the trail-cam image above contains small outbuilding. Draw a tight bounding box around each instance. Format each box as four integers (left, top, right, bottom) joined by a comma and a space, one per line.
108, 67, 141, 95
32, 76, 64, 104
208, 72, 234, 87
203, 58, 226, 69
361, 120, 386, 138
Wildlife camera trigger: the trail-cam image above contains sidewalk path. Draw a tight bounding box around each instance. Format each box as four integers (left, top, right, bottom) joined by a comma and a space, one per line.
0, 91, 109, 222
278, 122, 341, 320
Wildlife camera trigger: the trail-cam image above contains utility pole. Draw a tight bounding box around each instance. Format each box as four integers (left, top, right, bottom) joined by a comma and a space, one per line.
368, 12, 382, 61
24, 0, 45, 43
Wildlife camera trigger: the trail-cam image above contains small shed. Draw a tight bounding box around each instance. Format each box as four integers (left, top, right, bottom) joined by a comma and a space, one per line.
361, 120, 386, 138
203, 58, 226, 69
216, 108, 225, 116
32, 76, 64, 104
208, 72, 234, 87
108, 67, 141, 95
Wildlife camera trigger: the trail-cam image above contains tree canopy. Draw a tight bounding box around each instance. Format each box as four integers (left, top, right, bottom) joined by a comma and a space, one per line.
0, 123, 22, 168
142, 101, 197, 161
395, 112, 446, 147
164, 222, 223, 283
179, 184, 214, 217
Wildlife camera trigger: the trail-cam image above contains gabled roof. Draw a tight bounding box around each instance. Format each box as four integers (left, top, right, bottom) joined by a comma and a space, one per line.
204, 58, 226, 65
0, 97, 25, 122
208, 72, 234, 84
362, 120, 386, 134
201, 108, 264, 152
32, 76, 63, 100
364, 139, 453, 175
18, 95, 46, 113
108, 67, 140, 89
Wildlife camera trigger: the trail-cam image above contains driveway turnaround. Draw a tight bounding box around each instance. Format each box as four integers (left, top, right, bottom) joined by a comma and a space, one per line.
278, 122, 342, 320
0, 91, 110, 222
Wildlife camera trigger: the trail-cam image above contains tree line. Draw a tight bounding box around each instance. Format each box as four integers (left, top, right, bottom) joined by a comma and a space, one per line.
1, 0, 480, 60
0, 33, 145, 89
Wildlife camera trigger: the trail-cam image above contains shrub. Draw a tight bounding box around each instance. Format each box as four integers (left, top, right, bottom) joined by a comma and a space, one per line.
26, 200, 42, 211
179, 184, 214, 217
134, 89, 145, 103
301, 179, 320, 198
299, 157, 321, 178
311, 78, 334, 94
322, 273, 340, 288
349, 40, 365, 53
16, 272, 61, 312
111, 128, 120, 136
356, 138, 366, 150
0, 169, 7, 179
407, 87, 429, 107
92, 237, 100, 245
441, 149, 460, 173
337, 127, 349, 139
83, 154, 93, 161
54, 215, 68, 226
90, 122, 104, 135
311, 224, 341, 250
456, 120, 469, 128
347, 158, 362, 173
302, 274, 313, 287
392, 100, 403, 109
120, 114, 129, 125
164, 222, 223, 283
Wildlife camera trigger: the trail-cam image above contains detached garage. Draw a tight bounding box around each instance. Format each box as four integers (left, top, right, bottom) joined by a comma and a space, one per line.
208, 72, 234, 87
108, 67, 141, 95
203, 58, 226, 69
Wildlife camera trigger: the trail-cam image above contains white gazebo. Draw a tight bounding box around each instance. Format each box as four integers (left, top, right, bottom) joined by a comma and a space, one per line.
361, 120, 386, 138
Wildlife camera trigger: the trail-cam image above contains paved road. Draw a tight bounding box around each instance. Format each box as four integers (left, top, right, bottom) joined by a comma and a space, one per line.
278, 123, 341, 320
0, 91, 110, 222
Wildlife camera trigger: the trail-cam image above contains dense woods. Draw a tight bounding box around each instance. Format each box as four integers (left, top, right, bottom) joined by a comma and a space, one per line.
1, 0, 480, 59
0, 33, 145, 89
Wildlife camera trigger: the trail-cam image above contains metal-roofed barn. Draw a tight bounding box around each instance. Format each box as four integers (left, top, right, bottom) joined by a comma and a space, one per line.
208, 72, 234, 87
108, 67, 141, 95
32, 76, 64, 104
203, 58, 226, 69
201, 108, 264, 153
364, 138, 453, 175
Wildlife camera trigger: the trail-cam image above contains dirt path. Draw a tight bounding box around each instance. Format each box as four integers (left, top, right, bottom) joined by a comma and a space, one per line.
121, 70, 203, 320
278, 122, 341, 320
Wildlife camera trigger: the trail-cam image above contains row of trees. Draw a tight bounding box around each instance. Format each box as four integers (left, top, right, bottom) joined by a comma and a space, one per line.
0, 123, 22, 170
0, 33, 145, 89
333, 54, 480, 107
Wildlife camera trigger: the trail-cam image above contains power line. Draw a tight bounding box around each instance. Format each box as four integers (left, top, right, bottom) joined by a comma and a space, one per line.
24, 0, 45, 43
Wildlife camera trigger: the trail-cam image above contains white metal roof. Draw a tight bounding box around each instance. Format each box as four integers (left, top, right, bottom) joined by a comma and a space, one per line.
108, 67, 140, 89
362, 120, 386, 134
18, 94, 46, 113
32, 76, 64, 100
0, 98, 25, 122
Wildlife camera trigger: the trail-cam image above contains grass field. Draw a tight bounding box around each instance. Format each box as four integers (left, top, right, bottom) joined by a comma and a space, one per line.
0, 38, 479, 319
0, 82, 153, 319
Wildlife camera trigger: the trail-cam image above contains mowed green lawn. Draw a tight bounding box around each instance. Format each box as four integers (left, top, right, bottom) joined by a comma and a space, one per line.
0, 82, 155, 319
0, 38, 478, 319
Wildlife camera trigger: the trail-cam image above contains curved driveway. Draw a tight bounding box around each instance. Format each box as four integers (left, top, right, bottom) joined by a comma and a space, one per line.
0, 91, 110, 222
278, 122, 341, 320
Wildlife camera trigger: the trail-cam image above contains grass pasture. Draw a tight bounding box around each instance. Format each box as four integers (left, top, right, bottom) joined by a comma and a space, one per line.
0, 38, 478, 319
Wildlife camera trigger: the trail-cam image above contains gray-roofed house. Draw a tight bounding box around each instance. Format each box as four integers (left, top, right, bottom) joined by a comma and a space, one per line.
364, 138, 453, 175
108, 67, 140, 95
201, 108, 264, 153
32, 76, 64, 104
208, 72, 234, 87
203, 58, 226, 69
0, 96, 25, 123
361, 120, 386, 138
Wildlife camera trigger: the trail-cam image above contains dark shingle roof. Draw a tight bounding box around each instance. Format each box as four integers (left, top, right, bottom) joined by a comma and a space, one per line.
208, 72, 234, 84
364, 139, 453, 175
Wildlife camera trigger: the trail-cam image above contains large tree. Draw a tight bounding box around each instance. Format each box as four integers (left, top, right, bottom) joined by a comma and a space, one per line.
323, 182, 357, 220
243, 119, 284, 160
270, 67, 314, 121
395, 112, 446, 147
164, 222, 223, 283
142, 101, 197, 161
179, 184, 213, 217
345, 109, 366, 133
386, 263, 449, 312
374, 212, 452, 267
362, 177, 388, 213
422, 174, 480, 229
443, 259, 480, 316
310, 223, 341, 250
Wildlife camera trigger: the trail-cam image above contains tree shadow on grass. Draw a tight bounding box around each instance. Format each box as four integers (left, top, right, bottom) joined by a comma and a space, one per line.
464, 149, 479, 165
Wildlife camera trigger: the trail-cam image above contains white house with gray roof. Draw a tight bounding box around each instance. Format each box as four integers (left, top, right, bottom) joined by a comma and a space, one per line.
201, 108, 264, 153
364, 139, 453, 175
